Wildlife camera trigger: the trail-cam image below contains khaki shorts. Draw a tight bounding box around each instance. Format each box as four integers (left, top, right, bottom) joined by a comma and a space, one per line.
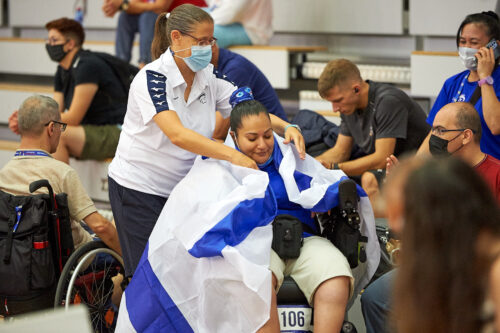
81, 125, 121, 160
270, 236, 353, 306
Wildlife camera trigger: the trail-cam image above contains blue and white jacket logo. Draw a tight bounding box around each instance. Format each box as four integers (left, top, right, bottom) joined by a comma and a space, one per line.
146, 70, 169, 113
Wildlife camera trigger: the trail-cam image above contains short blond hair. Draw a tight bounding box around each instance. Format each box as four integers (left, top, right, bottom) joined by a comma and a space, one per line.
317, 59, 362, 98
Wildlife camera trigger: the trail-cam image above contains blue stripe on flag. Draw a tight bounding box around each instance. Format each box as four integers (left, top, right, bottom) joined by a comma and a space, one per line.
127, 243, 194, 333
188, 187, 277, 258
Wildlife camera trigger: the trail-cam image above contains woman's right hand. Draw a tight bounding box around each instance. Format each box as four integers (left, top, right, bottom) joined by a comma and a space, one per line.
8, 110, 19, 135
230, 151, 258, 170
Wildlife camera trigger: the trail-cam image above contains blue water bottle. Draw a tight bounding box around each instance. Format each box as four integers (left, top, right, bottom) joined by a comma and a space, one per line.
75, 7, 84, 25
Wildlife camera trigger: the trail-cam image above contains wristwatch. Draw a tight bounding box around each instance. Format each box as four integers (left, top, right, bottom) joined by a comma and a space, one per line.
478, 76, 494, 87
120, 0, 130, 11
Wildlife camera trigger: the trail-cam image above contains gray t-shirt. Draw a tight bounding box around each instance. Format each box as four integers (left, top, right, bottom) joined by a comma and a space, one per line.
340, 81, 430, 156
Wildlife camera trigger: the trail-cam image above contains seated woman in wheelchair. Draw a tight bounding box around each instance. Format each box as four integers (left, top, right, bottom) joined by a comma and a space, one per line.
229, 87, 353, 333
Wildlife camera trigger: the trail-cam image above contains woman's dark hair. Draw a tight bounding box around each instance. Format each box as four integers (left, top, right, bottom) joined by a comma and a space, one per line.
456, 11, 500, 47
151, 4, 213, 60
230, 99, 270, 135
394, 157, 500, 333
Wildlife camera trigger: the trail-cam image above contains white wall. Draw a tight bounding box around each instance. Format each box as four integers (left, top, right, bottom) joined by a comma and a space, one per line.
409, 0, 496, 36
272, 0, 403, 35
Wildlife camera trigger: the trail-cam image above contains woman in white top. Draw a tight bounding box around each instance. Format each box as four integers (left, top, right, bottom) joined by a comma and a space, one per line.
108, 4, 304, 277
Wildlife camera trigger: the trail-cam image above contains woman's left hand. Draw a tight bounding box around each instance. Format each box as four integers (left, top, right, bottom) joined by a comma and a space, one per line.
283, 127, 306, 159
476, 46, 496, 79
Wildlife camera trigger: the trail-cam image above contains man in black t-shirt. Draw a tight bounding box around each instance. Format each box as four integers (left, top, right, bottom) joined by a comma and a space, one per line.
9, 18, 128, 163
315, 59, 430, 202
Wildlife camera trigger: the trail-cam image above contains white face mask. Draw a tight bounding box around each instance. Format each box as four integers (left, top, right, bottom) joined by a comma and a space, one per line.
458, 47, 478, 71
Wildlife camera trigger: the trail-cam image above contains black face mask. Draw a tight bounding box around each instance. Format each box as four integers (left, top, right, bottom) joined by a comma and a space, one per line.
45, 43, 68, 62
429, 133, 463, 156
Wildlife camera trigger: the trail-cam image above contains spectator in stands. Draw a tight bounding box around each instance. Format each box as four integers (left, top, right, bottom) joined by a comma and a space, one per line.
8, 18, 128, 164
0, 95, 121, 254
314, 59, 430, 200
102, 0, 206, 68
417, 11, 500, 160
205, 0, 272, 48
361, 101, 500, 333
394, 157, 500, 333
229, 89, 355, 333
108, 5, 304, 278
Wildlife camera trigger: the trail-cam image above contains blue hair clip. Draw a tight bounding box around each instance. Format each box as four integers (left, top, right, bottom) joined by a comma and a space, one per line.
229, 86, 254, 108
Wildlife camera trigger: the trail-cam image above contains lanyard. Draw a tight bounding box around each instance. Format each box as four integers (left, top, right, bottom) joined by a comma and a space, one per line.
453, 73, 471, 102
14, 150, 51, 157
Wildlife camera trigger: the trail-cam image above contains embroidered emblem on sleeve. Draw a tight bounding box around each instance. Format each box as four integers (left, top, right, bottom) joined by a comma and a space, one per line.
146, 70, 169, 113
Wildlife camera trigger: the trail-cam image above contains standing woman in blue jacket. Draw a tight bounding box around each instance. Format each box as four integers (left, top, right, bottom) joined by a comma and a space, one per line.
108, 4, 304, 278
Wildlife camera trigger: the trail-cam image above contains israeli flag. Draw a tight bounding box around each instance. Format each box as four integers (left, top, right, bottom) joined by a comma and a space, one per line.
117, 135, 379, 332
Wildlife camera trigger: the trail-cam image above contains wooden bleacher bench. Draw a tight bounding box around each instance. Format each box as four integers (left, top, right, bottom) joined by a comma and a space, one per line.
0, 82, 54, 124
227, 45, 327, 89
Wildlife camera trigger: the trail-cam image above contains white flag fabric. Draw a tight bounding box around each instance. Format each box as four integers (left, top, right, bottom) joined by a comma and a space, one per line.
116, 135, 379, 332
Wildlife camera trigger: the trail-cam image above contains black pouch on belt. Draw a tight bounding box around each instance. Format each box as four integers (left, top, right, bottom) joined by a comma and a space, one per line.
272, 214, 303, 259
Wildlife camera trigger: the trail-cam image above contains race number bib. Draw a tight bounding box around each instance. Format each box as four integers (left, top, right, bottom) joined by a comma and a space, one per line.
278, 305, 313, 332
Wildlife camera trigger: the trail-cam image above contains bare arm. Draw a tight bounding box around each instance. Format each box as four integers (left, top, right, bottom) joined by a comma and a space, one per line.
213, 111, 230, 142
83, 212, 122, 255
268, 114, 305, 159
60, 83, 98, 126
53, 92, 65, 114
154, 111, 258, 169
316, 134, 353, 168
416, 131, 431, 157
103, 0, 172, 17
477, 47, 500, 135
338, 137, 396, 176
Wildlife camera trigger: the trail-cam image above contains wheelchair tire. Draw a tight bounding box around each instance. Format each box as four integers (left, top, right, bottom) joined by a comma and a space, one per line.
54, 240, 124, 332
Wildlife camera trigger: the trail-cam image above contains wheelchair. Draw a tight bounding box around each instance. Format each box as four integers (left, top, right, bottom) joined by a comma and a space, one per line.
274, 179, 364, 333
0, 179, 124, 333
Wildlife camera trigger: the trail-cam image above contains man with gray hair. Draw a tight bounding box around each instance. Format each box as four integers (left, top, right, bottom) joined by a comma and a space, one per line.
0, 95, 121, 254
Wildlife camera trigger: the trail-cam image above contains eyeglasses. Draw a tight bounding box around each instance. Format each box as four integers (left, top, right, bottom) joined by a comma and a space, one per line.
430, 127, 477, 136
45, 120, 67, 132
181, 32, 217, 46
44, 37, 69, 46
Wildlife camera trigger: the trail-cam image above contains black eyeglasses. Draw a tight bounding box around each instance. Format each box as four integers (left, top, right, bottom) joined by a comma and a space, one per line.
430, 127, 468, 136
181, 32, 217, 46
44, 37, 69, 46
45, 120, 67, 132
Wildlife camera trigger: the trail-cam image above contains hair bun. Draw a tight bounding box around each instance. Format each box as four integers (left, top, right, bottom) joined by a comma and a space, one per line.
229, 86, 254, 108
482, 10, 499, 22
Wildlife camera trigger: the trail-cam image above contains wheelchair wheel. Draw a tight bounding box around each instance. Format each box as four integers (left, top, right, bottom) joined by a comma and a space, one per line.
54, 240, 124, 333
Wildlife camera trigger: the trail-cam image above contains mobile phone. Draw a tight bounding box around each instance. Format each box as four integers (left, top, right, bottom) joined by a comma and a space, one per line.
473, 39, 500, 65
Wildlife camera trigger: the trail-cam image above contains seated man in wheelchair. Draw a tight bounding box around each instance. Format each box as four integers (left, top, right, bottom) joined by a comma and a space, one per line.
0, 95, 121, 316
116, 87, 378, 333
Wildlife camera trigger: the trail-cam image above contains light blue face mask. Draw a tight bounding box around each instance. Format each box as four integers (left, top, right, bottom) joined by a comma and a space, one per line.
174, 45, 212, 72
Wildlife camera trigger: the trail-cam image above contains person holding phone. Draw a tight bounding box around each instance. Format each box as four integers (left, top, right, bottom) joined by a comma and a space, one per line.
418, 11, 500, 160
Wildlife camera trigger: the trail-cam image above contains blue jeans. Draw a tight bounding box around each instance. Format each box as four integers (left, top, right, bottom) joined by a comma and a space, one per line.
115, 11, 158, 64
214, 23, 252, 48
360, 269, 396, 333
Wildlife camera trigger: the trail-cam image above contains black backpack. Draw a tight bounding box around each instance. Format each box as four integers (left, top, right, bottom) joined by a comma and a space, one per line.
0, 180, 74, 316
92, 51, 139, 97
